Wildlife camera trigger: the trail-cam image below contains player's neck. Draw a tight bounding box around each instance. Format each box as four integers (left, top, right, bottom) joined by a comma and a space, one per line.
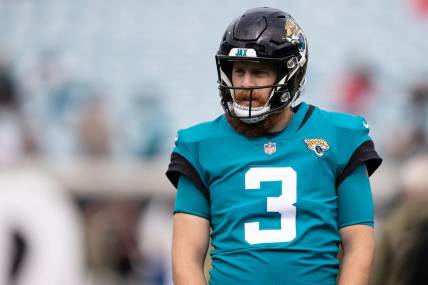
268, 107, 294, 134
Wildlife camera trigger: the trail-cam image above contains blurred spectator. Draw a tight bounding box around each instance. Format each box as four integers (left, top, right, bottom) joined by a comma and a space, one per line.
117, 87, 170, 160
1, 55, 84, 285
78, 97, 111, 157
371, 154, 428, 285
0, 58, 18, 109
371, 195, 428, 285
138, 197, 174, 285
42, 80, 102, 158
0, 58, 35, 164
410, 0, 428, 17
386, 81, 428, 160
408, 83, 428, 147
399, 152, 428, 189
17, 50, 100, 159
374, 153, 428, 223
0, 170, 84, 285
83, 197, 147, 285
337, 60, 376, 116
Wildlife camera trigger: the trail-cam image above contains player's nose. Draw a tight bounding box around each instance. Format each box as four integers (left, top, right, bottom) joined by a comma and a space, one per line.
239, 72, 255, 88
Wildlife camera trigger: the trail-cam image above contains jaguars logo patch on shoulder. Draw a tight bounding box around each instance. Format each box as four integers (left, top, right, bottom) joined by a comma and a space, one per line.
304, 138, 330, 157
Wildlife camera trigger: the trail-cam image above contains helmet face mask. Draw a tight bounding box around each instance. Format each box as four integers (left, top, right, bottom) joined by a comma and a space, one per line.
216, 7, 308, 124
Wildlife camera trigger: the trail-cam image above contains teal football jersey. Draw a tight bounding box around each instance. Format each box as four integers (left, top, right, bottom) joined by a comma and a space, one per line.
166, 102, 382, 285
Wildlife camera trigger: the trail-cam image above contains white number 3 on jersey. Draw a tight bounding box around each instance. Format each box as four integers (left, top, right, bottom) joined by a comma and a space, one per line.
244, 167, 297, 244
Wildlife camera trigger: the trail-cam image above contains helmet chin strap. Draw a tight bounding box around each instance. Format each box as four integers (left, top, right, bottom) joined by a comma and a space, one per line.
233, 102, 270, 124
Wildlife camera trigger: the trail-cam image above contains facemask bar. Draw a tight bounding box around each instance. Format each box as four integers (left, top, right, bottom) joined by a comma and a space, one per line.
218, 83, 292, 120
215, 54, 301, 122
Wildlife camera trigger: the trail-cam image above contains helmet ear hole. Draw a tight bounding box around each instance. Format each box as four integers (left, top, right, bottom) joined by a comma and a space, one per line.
287, 57, 298, 69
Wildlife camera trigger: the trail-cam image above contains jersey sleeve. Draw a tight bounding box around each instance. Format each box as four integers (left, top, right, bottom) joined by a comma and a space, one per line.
175, 175, 210, 219
336, 117, 382, 188
165, 129, 210, 200
338, 164, 374, 228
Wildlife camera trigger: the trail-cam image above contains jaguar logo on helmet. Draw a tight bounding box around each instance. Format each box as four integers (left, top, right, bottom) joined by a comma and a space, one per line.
285, 18, 301, 41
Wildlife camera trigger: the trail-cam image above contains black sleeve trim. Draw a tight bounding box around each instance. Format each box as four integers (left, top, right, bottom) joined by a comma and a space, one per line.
297, 104, 315, 131
335, 140, 383, 188
165, 152, 210, 201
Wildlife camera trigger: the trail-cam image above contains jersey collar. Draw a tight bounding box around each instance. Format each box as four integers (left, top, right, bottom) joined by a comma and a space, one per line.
262, 101, 310, 140
220, 101, 311, 140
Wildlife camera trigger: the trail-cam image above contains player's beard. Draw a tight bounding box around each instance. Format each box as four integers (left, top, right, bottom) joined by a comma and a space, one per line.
226, 108, 288, 137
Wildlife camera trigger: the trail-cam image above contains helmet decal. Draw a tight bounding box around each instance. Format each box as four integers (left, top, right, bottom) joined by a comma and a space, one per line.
229, 48, 258, 57
284, 18, 301, 42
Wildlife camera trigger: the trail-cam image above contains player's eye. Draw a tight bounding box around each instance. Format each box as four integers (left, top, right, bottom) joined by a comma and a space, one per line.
254, 69, 269, 76
233, 68, 245, 75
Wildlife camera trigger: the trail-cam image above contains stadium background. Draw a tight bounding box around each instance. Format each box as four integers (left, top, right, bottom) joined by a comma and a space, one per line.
0, 0, 427, 284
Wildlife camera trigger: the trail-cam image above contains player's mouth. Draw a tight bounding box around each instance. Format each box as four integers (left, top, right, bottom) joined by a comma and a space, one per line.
236, 96, 264, 107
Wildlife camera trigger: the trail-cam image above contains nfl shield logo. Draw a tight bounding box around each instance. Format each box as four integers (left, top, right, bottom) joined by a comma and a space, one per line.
264, 142, 276, 155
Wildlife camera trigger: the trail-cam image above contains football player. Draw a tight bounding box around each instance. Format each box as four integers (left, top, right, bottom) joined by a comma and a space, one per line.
166, 7, 382, 285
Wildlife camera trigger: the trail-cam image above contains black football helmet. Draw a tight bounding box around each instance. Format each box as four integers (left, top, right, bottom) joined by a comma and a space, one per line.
216, 7, 308, 123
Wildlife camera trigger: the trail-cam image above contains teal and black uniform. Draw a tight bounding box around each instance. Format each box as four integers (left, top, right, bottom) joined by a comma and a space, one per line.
166, 102, 382, 285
